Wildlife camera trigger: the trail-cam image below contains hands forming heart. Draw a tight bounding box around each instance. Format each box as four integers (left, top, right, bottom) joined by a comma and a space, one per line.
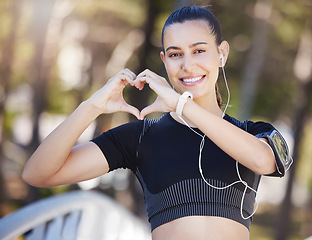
86, 68, 180, 120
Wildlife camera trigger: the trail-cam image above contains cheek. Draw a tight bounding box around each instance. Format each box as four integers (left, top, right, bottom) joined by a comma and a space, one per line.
200, 52, 219, 67
165, 61, 180, 78
198, 58, 220, 77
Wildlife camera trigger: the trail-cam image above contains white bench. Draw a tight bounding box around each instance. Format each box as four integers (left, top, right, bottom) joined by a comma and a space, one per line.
0, 190, 151, 240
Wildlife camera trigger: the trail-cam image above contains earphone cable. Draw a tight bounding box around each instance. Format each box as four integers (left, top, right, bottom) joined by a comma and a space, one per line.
221, 65, 230, 118
177, 65, 259, 220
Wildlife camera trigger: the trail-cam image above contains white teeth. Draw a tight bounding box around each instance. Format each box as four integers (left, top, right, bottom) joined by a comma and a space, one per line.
182, 76, 202, 83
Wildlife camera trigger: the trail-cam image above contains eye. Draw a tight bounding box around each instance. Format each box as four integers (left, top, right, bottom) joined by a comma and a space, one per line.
194, 49, 206, 54
168, 52, 182, 58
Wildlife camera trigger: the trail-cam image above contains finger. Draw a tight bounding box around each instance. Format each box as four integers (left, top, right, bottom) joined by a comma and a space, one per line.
137, 69, 157, 77
119, 68, 135, 78
122, 75, 135, 86
123, 68, 137, 81
118, 69, 136, 86
133, 76, 146, 90
111, 75, 133, 90
136, 68, 160, 81
136, 69, 149, 78
137, 69, 162, 82
119, 73, 141, 89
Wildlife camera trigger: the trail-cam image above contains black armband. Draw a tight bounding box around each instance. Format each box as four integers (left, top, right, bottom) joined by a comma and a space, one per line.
257, 130, 293, 177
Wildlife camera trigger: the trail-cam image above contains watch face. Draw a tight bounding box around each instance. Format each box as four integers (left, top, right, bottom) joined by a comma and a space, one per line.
270, 130, 291, 166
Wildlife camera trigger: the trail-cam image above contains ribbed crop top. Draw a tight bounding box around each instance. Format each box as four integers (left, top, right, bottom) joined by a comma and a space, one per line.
91, 113, 280, 231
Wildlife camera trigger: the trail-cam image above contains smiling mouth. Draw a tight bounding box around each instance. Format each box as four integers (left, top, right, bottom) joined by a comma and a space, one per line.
180, 75, 205, 83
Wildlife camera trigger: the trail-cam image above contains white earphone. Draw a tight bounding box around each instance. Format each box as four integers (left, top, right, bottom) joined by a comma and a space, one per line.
220, 53, 225, 67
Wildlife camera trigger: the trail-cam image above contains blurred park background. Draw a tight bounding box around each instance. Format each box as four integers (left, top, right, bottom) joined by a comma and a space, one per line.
0, 0, 311, 239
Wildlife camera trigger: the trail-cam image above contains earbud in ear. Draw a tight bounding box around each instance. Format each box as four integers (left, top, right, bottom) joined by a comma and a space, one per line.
220, 53, 225, 67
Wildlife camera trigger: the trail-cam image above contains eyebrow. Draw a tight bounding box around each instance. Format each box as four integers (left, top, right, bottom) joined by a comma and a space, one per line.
165, 41, 208, 52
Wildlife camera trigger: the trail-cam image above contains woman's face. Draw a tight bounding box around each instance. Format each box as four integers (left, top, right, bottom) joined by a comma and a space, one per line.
161, 20, 228, 102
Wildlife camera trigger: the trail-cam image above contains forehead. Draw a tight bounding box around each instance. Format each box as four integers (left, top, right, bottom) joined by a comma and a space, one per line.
163, 20, 215, 47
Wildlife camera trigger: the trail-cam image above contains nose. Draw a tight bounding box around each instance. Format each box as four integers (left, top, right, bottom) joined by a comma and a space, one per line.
181, 54, 195, 72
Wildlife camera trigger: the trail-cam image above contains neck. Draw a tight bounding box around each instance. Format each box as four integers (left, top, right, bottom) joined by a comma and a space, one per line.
193, 94, 223, 118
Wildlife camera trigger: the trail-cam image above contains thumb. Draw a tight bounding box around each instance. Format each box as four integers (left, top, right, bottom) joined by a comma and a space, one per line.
139, 104, 156, 120
139, 96, 166, 120
120, 103, 140, 120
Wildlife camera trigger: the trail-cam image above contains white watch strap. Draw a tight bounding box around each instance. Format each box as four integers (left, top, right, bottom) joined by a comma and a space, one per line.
176, 92, 193, 117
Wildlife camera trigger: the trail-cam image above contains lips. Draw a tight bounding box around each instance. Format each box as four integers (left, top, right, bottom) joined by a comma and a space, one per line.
179, 75, 205, 86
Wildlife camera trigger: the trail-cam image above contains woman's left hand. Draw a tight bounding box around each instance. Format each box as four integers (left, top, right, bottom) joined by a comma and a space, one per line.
133, 69, 180, 119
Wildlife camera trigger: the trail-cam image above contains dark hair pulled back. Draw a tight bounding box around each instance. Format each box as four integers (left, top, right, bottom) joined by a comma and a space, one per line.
161, 6, 223, 48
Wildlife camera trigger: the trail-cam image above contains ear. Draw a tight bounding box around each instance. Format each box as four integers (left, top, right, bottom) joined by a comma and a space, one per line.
218, 40, 230, 67
160, 51, 165, 64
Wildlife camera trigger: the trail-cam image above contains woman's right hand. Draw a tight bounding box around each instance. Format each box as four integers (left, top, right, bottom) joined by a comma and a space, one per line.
22, 68, 140, 187
86, 68, 140, 119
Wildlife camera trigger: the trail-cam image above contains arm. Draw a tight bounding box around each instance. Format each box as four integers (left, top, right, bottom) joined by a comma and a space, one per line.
182, 100, 276, 175
22, 102, 108, 187
22, 69, 140, 187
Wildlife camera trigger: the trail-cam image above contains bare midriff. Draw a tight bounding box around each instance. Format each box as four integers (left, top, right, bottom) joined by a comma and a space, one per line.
151, 216, 249, 240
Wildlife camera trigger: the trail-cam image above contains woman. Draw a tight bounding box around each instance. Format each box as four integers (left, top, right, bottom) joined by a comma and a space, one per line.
22, 6, 291, 240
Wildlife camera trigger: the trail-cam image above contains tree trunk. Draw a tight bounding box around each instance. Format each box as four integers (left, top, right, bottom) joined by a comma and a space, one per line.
274, 79, 312, 240
28, 0, 55, 151
24, 0, 75, 203
238, 0, 271, 120
0, 0, 21, 217
24, 0, 55, 204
